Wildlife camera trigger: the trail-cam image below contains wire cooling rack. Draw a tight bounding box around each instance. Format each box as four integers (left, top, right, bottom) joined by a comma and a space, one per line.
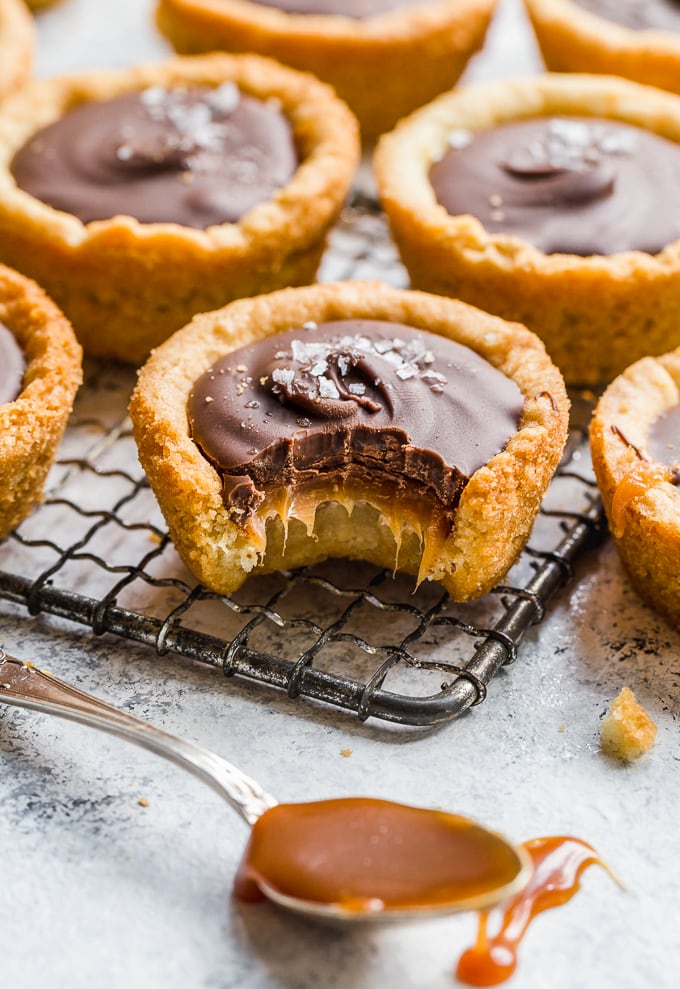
0, 200, 605, 726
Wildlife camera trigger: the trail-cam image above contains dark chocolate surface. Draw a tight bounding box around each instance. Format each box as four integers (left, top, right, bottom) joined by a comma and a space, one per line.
188, 319, 524, 517
11, 85, 298, 228
251, 0, 414, 17
429, 116, 680, 256
572, 0, 680, 32
649, 403, 680, 467
0, 322, 25, 405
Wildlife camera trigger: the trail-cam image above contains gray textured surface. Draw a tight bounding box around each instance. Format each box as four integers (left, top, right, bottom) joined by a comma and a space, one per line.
0, 1, 678, 987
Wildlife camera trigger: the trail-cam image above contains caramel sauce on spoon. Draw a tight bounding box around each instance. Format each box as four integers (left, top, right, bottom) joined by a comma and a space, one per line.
234, 797, 530, 917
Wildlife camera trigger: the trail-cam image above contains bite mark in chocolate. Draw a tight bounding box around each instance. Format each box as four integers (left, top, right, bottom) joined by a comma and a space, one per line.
430, 116, 680, 256
0, 322, 25, 405
11, 85, 298, 228
187, 319, 524, 521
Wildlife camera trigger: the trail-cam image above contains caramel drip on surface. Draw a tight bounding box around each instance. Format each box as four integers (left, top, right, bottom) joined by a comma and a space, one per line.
456, 836, 610, 987
610, 462, 671, 537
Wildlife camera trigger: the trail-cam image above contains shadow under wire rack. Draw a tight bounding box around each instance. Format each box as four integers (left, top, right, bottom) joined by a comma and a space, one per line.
0, 199, 606, 726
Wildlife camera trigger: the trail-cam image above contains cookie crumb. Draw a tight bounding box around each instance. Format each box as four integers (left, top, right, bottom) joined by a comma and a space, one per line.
601, 687, 657, 761
138, 796, 150, 807
340, 748, 352, 757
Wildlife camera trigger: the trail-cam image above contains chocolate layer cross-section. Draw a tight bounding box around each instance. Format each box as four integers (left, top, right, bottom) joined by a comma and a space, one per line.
430, 116, 680, 255
0, 321, 24, 405
10, 84, 298, 228
188, 319, 524, 520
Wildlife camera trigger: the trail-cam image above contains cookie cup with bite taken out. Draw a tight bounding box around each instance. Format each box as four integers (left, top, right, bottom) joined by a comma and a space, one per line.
129, 280, 569, 600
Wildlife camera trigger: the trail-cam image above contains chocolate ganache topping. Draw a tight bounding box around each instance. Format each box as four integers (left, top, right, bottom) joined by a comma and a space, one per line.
648, 404, 680, 468
188, 320, 524, 518
430, 116, 680, 256
10, 84, 298, 228
0, 322, 25, 405
251, 0, 415, 17
572, 0, 680, 32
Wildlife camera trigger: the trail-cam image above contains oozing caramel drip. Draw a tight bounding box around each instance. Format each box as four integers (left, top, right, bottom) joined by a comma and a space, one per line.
608, 422, 675, 536
189, 320, 523, 518
456, 836, 613, 986
610, 461, 672, 536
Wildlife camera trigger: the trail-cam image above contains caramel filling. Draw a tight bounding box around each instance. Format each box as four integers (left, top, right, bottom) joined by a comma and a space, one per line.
187, 320, 524, 578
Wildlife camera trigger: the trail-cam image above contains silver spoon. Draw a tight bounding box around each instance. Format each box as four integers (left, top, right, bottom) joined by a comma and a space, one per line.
0, 648, 532, 922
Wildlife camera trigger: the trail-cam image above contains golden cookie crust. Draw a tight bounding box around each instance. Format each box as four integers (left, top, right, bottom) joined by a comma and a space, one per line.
374, 73, 680, 387
0, 0, 33, 101
155, 0, 498, 141
130, 280, 569, 600
590, 347, 680, 628
0, 263, 82, 540
0, 53, 359, 364
524, 0, 680, 96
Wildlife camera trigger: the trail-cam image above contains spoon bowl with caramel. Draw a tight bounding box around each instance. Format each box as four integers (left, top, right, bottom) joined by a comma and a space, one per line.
0, 650, 531, 923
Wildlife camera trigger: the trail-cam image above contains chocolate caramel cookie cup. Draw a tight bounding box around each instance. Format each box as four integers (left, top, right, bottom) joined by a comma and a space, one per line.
129, 281, 568, 600
0, 53, 359, 364
524, 0, 680, 97
0, 264, 82, 540
155, 0, 498, 141
0, 0, 33, 101
374, 73, 680, 386
590, 347, 680, 629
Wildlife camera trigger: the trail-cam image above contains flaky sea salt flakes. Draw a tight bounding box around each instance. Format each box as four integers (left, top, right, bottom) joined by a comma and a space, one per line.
140, 85, 166, 108
598, 129, 637, 155
348, 383, 366, 395
272, 368, 295, 387
396, 364, 417, 380
547, 118, 593, 147
208, 81, 240, 115
318, 377, 340, 400
447, 128, 473, 150
310, 359, 329, 376
302, 321, 318, 331
373, 339, 394, 354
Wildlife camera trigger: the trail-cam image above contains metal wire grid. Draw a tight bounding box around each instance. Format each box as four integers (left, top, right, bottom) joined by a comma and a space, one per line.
0, 205, 605, 726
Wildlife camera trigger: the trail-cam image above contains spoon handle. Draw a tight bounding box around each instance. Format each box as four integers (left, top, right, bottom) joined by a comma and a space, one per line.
0, 649, 277, 825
